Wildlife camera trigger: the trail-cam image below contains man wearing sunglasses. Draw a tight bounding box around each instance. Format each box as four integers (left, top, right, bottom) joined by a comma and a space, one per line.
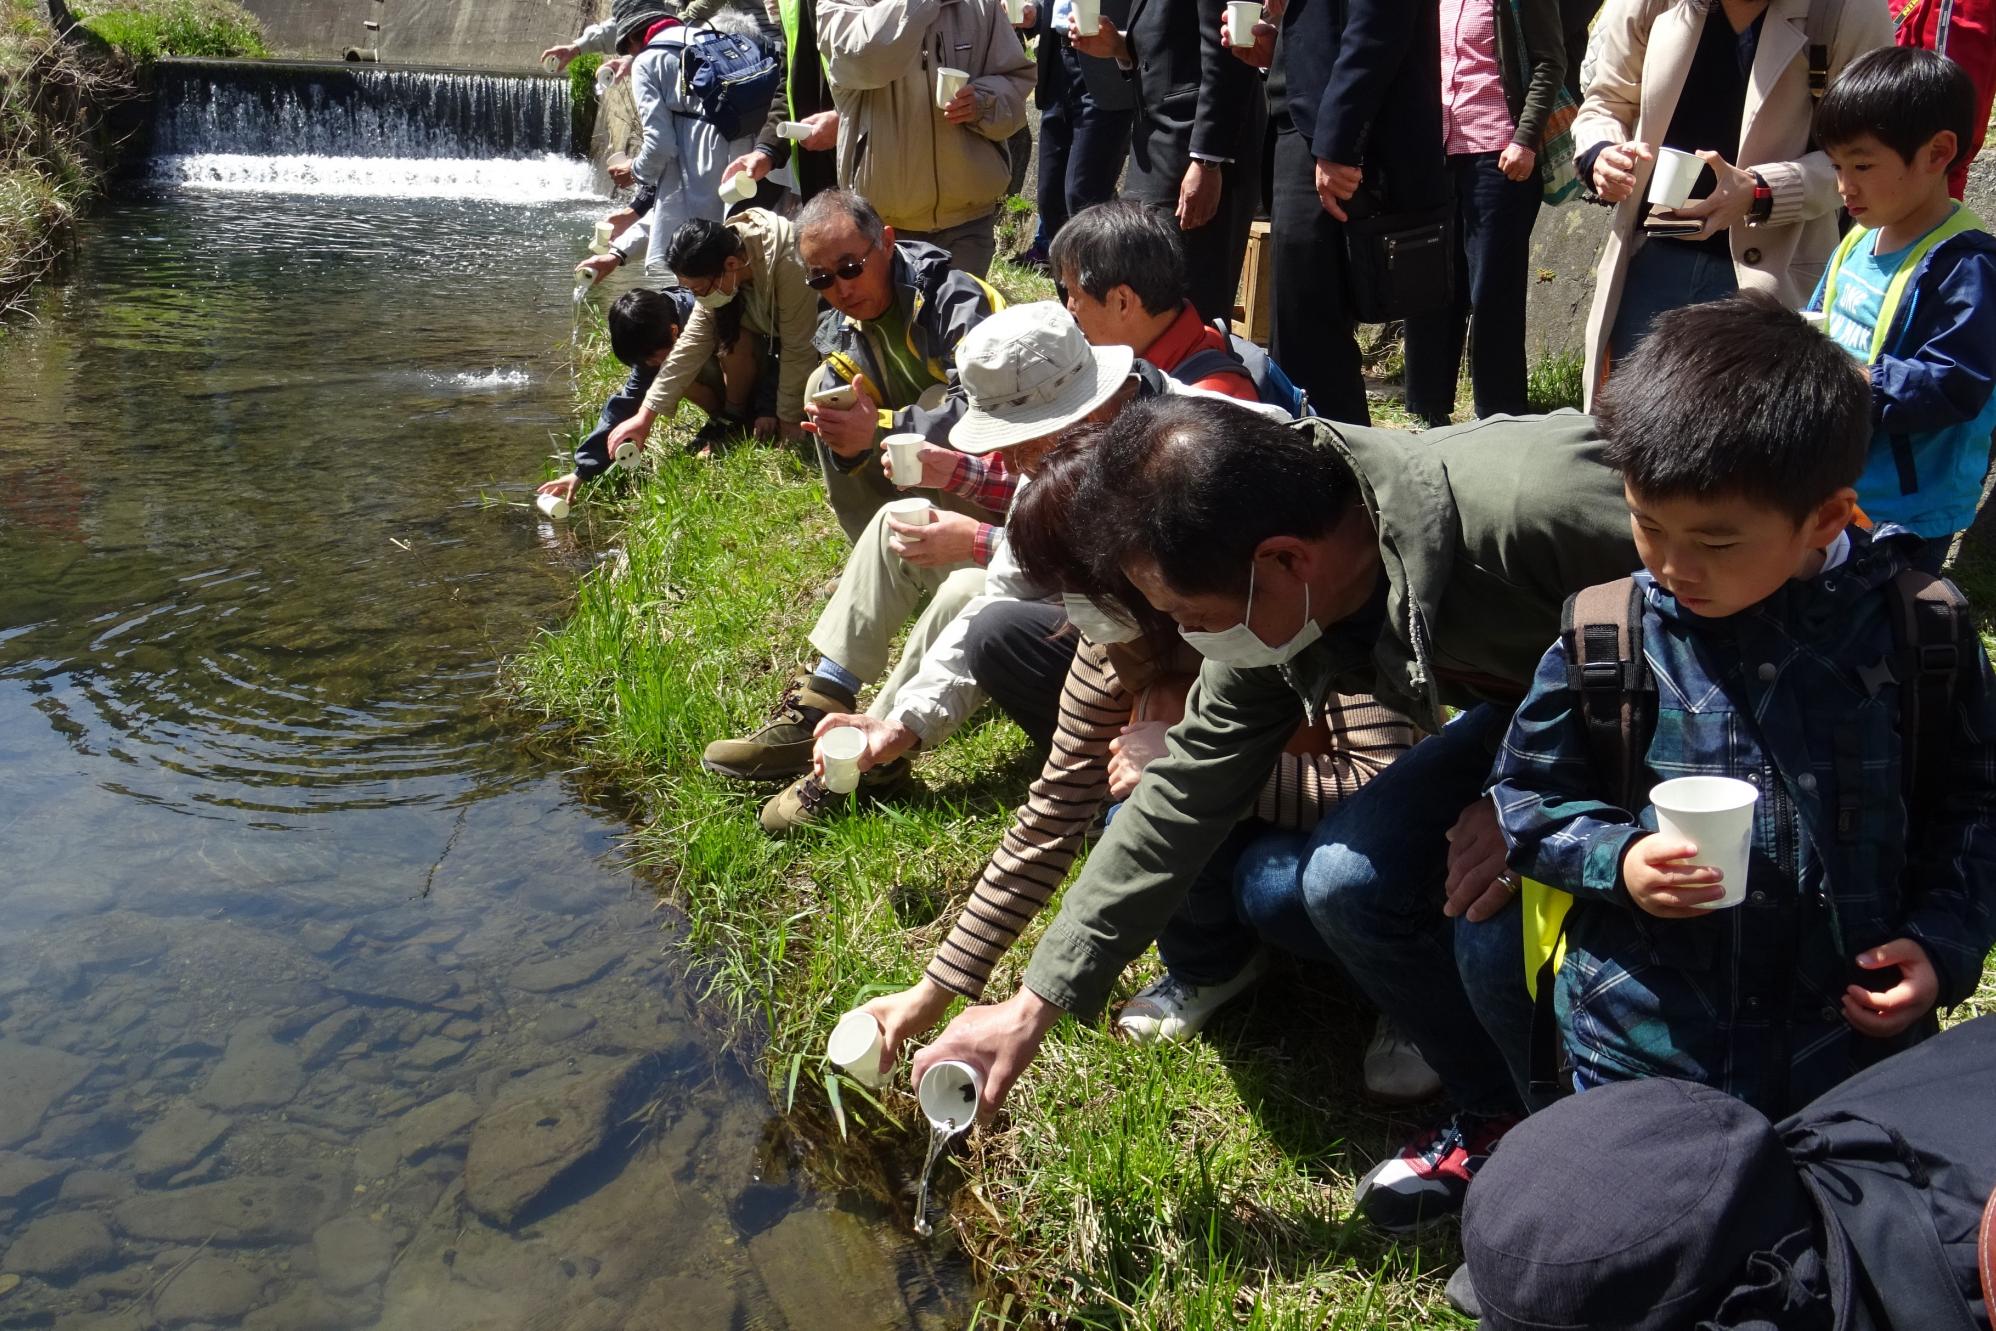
795, 189, 1008, 544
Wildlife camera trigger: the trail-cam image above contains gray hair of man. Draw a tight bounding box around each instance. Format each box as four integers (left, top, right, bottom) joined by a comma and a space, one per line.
796, 188, 888, 249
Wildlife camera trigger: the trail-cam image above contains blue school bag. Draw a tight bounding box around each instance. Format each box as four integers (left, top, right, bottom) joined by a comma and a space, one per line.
1170, 320, 1314, 418
669, 26, 781, 140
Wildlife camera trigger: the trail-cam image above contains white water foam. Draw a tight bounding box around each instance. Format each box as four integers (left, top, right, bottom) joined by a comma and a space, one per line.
151, 153, 603, 202
443, 368, 534, 389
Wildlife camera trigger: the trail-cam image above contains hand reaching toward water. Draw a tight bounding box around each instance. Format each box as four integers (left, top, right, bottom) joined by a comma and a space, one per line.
538, 474, 580, 503
861, 977, 956, 1074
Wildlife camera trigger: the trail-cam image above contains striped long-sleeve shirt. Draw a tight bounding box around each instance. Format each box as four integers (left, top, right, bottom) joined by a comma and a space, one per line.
926, 638, 1418, 1000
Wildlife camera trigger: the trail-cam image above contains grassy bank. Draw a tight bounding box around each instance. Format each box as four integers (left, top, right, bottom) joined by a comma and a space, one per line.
0, 0, 263, 320
513, 270, 1994, 1328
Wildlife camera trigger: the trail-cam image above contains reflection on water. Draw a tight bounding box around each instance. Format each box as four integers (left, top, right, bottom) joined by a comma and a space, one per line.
0, 189, 961, 1327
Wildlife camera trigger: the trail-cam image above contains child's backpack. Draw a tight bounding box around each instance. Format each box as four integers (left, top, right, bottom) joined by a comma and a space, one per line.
667, 26, 781, 140
1169, 321, 1314, 418
1521, 566, 1972, 1095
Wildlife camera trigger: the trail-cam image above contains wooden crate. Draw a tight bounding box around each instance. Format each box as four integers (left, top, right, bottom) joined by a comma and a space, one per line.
1231, 219, 1273, 345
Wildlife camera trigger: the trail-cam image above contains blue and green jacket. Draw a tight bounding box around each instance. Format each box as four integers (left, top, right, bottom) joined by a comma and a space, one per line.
1809, 212, 1996, 539
1490, 528, 1996, 1114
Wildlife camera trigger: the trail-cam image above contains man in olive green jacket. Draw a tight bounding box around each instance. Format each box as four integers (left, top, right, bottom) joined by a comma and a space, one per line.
914, 395, 1640, 1231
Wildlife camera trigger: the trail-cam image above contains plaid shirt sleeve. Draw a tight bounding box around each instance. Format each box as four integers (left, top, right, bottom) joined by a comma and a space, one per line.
944, 450, 1017, 516
1488, 638, 1651, 904
1900, 632, 1996, 1009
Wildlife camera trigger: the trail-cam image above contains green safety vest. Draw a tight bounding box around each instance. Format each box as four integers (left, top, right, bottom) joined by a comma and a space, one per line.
1821, 204, 1988, 364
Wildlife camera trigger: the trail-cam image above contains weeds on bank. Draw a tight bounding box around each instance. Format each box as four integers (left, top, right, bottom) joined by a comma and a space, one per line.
75, 0, 268, 63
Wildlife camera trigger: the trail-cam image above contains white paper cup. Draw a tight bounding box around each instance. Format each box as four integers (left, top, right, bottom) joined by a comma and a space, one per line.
777, 119, 812, 141
935, 66, 970, 111
917, 1059, 983, 1130
1005, 0, 1026, 22
612, 439, 641, 470
826, 1010, 888, 1087
590, 219, 613, 254
885, 497, 934, 527
1647, 147, 1704, 210
1072, 0, 1101, 34
718, 171, 757, 206
535, 492, 570, 520
1226, 0, 1262, 46
594, 63, 616, 96
1649, 776, 1759, 909
1801, 310, 1827, 329
542, 53, 560, 74
884, 433, 926, 487
818, 725, 868, 796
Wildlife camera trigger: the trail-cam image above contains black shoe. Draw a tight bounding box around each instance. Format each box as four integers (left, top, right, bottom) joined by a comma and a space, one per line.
1007, 243, 1050, 275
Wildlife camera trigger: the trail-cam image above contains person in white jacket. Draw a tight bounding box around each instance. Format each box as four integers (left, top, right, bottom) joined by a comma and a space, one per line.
594, 3, 761, 277
755, 303, 1286, 834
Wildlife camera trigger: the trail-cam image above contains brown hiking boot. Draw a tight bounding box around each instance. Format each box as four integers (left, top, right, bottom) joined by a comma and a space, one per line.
701, 675, 858, 782
759, 758, 911, 836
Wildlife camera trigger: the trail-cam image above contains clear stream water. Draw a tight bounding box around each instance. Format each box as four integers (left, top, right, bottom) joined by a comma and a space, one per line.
0, 161, 963, 1325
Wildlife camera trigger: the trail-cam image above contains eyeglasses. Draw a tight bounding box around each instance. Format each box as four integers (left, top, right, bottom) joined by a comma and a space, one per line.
805, 255, 870, 290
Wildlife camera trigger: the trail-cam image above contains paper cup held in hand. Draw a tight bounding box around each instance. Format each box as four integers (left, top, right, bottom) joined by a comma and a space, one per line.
777, 119, 812, 140
935, 66, 970, 111
1005, 0, 1026, 22
542, 53, 561, 74
1072, 0, 1101, 34
1225, 0, 1262, 46
535, 492, 570, 520
590, 219, 614, 254
1649, 776, 1758, 909
818, 726, 868, 796
917, 1059, 984, 1132
612, 439, 641, 470
826, 1009, 888, 1087
1647, 146, 1704, 210
885, 497, 935, 527
1801, 310, 1828, 330
719, 171, 757, 206
594, 63, 616, 96
884, 433, 926, 487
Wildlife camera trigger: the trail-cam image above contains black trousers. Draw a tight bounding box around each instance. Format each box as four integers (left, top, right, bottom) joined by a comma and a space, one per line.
963, 600, 1080, 751
1269, 122, 1370, 425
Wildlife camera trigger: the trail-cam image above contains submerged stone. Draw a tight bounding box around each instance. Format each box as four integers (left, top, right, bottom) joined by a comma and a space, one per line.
352, 1091, 480, 1180
0, 1041, 92, 1149
462, 1059, 642, 1228
113, 1177, 328, 1245
153, 1255, 263, 1326
2, 1211, 116, 1281
198, 1025, 304, 1111
312, 1215, 397, 1296
748, 1209, 919, 1331
130, 1104, 230, 1183
0, 1151, 68, 1207
507, 946, 622, 995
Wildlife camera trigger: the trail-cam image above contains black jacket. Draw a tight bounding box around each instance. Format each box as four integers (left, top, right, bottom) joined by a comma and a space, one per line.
1277, 0, 1444, 208
1121, 0, 1266, 185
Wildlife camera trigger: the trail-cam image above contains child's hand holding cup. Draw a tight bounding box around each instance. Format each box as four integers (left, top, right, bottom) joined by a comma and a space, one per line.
1624, 777, 1758, 918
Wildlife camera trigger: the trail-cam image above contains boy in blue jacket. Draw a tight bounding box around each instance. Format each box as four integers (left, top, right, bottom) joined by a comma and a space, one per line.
1809, 46, 1996, 554
1488, 293, 1996, 1116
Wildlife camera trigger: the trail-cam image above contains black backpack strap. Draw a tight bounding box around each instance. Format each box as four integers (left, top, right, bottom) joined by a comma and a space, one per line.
1169, 347, 1242, 390
1530, 576, 1653, 1099
1888, 568, 1970, 814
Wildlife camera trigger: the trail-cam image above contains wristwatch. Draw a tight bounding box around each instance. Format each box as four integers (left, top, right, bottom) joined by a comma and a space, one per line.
1748, 171, 1773, 226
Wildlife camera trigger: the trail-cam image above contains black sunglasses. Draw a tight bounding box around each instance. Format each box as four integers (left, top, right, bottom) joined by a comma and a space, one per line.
805, 256, 870, 290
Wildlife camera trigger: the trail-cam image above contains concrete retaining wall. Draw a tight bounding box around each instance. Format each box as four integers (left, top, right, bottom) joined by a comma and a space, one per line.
237, 0, 602, 71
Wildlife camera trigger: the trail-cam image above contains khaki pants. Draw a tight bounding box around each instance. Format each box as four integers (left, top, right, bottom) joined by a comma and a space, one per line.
807, 504, 985, 715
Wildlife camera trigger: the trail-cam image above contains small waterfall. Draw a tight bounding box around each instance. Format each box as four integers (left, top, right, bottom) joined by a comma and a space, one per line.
147, 58, 603, 201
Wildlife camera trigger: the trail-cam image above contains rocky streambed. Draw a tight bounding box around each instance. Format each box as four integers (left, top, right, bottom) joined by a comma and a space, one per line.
0, 902, 955, 1330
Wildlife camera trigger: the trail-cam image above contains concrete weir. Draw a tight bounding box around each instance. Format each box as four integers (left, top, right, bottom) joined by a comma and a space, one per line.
235, 0, 600, 71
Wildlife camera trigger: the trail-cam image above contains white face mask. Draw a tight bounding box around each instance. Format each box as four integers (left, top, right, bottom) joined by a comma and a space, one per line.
694, 272, 737, 309
1062, 593, 1142, 644
1179, 561, 1322, 668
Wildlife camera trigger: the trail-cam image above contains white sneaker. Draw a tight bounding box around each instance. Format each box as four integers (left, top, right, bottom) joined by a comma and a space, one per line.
1362, 1016, 1443, 1104
1115, 951, 1270, 1044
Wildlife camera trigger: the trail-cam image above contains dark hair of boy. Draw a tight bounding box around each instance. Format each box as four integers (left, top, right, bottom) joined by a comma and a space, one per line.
1075, 395, 1359, 601
1597, 292, 1873, 523
1814, 45, 1976, 170
607, 287, 683, 366
1047, 200, 1189, 317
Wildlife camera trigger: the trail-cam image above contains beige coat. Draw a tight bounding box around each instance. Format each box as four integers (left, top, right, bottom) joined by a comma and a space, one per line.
1573, 0, 1892, 405
817, 0, 1035, 233
640, 208, 822, 424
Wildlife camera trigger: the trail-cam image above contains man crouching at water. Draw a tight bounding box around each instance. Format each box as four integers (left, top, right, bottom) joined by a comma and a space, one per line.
913, 393, 1640, 1233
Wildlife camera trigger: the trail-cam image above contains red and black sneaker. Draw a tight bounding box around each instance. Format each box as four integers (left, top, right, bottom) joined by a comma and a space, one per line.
1352, 1113, 1519, 1234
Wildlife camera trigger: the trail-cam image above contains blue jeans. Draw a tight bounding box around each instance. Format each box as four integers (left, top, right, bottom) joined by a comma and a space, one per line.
1402, 151, 1543, 425
1234, 706, 1525, 1117
1032, 37, 1136, 250
576, 361, 660, 481
1150, 817, 1334, 986
1607, 237, 1738, 367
